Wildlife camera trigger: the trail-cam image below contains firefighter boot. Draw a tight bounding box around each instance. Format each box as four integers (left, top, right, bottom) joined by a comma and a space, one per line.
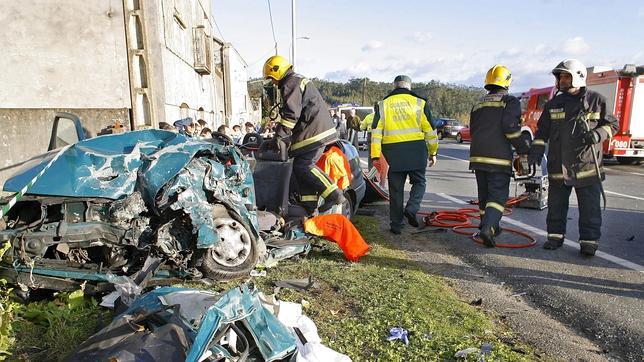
543, 234, 564, 250
404, 210, 419, 227
579, 240, 598, 257
479, 226, 496, 248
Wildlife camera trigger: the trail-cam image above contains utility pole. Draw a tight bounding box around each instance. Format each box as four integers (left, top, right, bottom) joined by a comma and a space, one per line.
362, 78, 367, 106
291, 0, 296, 69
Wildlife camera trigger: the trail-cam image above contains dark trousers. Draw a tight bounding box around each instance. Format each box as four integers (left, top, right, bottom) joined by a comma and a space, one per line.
547, 182, 602, 241
388, 169, 426, 230
292, 147, 339, 211
475, 171, 510, 232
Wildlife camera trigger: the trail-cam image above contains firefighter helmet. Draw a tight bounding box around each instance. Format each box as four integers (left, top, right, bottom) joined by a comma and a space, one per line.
552, 59, 587, 88
484, 65, 512, 90
263, 55, 292, 81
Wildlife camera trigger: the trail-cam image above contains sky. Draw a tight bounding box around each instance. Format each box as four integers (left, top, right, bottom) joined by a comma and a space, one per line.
212, 0, 644, 91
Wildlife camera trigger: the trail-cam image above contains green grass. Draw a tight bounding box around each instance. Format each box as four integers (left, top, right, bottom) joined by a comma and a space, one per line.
4, 215, 535, 361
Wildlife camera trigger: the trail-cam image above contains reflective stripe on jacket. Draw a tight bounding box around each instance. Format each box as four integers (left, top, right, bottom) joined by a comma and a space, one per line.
469, 91, 530, 173
370, 92, 438, 162
534, 88, 619, 187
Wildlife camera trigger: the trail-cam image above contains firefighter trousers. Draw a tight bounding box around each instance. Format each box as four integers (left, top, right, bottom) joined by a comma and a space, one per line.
292, 147, 341, 212
475, 170, 510, 233
546, 182, 602, 241
388, 169, 426, 231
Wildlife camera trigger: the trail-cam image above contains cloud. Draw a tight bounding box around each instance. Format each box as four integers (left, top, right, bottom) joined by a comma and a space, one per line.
409, 32, 433, 43
361, 40, 383, 52
561, 36, 591, 55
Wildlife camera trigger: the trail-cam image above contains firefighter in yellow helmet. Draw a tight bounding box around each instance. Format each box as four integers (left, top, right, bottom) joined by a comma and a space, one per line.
263, 55, 345, 213
371, 75, 438, 234
469, 65, 531, 247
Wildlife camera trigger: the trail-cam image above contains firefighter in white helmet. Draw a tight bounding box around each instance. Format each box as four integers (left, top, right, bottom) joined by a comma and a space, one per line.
469, 65, 531, 247
528, 59, 618, 256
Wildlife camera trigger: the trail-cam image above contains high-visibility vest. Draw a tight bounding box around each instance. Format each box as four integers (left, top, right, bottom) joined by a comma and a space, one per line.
370, 94, 438, 158
360, 113, 375, 131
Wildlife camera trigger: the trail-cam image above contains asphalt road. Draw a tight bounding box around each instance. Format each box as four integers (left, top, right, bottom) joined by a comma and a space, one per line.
360, 139, 644, 361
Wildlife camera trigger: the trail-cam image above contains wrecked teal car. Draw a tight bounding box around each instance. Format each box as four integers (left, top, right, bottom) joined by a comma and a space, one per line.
0, 114, 265, 292
67, 284, 297, 362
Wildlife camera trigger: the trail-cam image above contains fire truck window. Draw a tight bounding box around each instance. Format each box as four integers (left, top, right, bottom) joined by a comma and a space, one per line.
520, 97, 528, 112
537, 94, 548, 110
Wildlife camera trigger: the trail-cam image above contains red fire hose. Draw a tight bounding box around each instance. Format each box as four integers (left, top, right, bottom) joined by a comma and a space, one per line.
420, 195, 537, 248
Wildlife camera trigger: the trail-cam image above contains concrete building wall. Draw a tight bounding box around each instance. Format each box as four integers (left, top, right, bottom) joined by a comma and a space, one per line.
0, 108, 129, 185
156, 0, 219, 129
0, 1, 130, 108
226, 47, 254, 127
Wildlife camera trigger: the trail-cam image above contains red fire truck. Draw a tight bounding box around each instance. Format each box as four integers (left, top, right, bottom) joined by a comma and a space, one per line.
519, 64, 644, 165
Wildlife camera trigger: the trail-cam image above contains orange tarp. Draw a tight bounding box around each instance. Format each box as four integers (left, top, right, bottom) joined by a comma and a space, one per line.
303, 214, 370, 262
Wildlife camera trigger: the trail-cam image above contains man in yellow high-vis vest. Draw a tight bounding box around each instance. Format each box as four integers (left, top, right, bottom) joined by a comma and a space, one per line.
371, 75, 439, 234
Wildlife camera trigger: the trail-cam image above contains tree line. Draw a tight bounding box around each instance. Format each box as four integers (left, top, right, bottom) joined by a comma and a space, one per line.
312, 78, 485, 123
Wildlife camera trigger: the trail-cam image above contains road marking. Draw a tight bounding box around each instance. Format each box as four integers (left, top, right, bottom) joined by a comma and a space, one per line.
435, 192, 644, 272
439, 153, 469, 163
604, 167, 644, 177
604, 190, 644, 201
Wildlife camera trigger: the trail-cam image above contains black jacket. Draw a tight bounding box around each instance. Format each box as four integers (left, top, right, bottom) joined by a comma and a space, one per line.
533, 88, 618, 187
278, 70, 337, 156
469, 90, 530, 173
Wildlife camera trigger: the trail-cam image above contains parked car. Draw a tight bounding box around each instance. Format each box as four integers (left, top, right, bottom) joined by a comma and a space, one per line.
434, 118, 465, 140
456, 126, 471, 143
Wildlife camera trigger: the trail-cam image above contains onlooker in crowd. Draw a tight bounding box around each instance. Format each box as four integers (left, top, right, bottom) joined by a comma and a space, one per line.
217, 124, 230, 135
174, 117, 196, 136
231, 125, 243, 143
330, 110, 340, 127
244, 122, 257, 134
336, 113, 348, 140
200, 127, 212, 138
347, 108, 362, 148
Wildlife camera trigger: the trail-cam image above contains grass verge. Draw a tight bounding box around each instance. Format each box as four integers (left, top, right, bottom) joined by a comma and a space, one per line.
5, 215, 535, 361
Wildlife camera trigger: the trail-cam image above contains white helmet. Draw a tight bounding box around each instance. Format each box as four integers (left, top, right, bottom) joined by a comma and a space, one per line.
552, 59, 587, 88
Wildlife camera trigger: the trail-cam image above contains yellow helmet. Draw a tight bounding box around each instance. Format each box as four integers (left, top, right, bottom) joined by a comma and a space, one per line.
484, 65, 512, 90
263, 55, 292, 81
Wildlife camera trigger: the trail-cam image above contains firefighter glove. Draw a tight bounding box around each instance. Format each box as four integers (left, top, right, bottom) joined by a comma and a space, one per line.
582, 130, 601, 146
274, 124, 292, 147
528, 144, 545, 167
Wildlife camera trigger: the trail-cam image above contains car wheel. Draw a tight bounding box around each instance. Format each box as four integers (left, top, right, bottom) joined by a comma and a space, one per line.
437, 131, 444, 140
197, 214, 259, 280
341, 191, 356, 219
456, 133, 463, 143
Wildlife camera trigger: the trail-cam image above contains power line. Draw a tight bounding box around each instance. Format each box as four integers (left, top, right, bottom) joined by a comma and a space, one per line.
266, 0, 278, 54
212, 9, 226, 42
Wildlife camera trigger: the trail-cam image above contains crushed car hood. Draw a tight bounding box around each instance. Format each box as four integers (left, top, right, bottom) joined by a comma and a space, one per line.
3, 130, 259, 242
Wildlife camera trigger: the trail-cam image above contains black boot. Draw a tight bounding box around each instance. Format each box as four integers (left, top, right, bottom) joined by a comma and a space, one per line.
479, 226, 496, 248
579, 241, 598, 256
543, 236, 564, 250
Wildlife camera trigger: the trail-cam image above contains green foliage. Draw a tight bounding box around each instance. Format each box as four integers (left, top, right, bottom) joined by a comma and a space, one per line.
312, 78, 485, 122
10, 290, 105, 361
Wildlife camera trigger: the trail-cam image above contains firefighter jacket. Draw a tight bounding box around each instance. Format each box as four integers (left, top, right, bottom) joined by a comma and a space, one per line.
278, 69, 338, 157
370, 88, 438, 171
532, 88, 618, 187
469, 90, 530, 173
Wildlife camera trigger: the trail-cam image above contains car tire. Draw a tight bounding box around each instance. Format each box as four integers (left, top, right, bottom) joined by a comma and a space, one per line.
456, 133, 463, 143
341, 190, 356, 219
196, 212, 259, 281
437, 131, 444, 140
